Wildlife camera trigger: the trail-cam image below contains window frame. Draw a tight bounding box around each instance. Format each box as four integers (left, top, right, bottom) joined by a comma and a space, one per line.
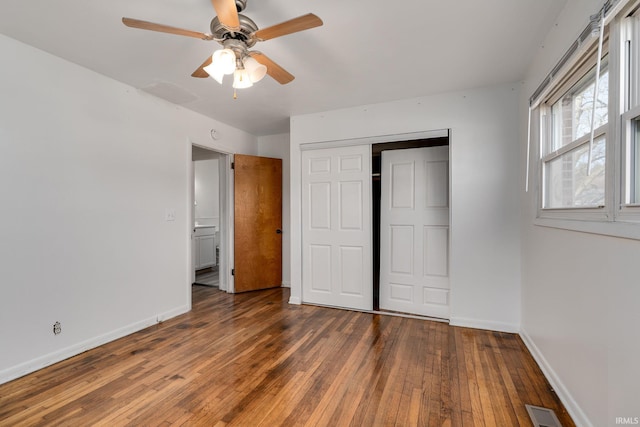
537, 37, 613, 222
531, 1, 640, 239
617, 7, 640, 222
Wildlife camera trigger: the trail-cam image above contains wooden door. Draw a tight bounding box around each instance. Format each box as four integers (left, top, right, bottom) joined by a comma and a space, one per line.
234, 154, 282, 292
301, 145, 373, 310
379, 146, 450, 318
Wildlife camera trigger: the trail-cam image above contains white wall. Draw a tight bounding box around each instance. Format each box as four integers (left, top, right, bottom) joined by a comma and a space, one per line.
290, 84, 522, 332
194, 159, 220, 227
0, 34, 258, 384
520, 1, 640, 426
258, 133, 291, 287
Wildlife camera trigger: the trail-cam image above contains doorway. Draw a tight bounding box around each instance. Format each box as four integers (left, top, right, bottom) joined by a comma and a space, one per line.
191, 145, 232, 292
190, 147, 284, 296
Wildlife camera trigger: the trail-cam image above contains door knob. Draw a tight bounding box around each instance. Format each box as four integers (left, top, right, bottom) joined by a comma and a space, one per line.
276, 229, 282, 234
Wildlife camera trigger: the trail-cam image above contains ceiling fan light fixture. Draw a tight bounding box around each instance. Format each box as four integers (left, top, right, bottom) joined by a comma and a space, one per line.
243, 56, 267, 83
203, 63, 225, 84
212, 48, 237, 75
123, 5, 325, 88
232, 68, 253, 89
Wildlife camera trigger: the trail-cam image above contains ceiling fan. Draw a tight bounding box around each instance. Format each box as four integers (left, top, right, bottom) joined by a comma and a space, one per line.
122, 0, 322, 89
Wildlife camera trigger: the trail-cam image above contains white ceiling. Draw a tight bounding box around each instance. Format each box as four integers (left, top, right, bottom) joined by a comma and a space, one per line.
0, 0, 566, 136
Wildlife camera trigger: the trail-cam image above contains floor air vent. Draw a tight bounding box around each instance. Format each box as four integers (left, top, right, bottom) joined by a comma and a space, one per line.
525, 404, 563, 427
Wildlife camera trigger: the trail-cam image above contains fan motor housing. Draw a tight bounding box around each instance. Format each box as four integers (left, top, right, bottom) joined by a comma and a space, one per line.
235, 0, 247, 12
210, 14, 258, 47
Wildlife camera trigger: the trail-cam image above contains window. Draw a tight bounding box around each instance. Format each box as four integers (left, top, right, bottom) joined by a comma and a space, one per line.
532, 0, 640, 235
542, 59, 609, 209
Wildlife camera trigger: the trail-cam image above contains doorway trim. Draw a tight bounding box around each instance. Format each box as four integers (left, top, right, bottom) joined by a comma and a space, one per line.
299, 129, 448, 151
189, 143, 235, 296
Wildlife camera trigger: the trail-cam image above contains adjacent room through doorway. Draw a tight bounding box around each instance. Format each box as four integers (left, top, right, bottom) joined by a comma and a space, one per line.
191, 145, 226, 291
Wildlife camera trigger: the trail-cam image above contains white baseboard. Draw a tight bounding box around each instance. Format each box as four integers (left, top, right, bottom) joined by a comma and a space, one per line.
288, 295, 301, 305
519, 328, 592, 427
155, 305, 190, 323
0, 305, 190, 385
449, 316, 519, 333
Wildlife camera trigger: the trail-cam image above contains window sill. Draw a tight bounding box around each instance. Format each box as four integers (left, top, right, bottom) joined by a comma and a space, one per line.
533, 216, 640, 240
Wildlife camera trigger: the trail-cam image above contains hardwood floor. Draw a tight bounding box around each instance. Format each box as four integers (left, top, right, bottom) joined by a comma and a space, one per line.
0, 286, 574, 426
194, 267, 219, 287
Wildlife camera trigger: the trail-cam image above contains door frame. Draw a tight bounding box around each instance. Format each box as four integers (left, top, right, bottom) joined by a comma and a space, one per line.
293, 128, 451, 308
189, 143, 235, 295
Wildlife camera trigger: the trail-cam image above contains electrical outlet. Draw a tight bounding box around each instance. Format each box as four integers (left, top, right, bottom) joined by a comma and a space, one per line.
165, 209, 176, 222
53, 321, 61, 335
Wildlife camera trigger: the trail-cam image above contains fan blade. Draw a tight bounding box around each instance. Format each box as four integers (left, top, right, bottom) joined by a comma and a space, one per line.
192, 56, 213, 78
252, 13, 322, 41
122, 17, 213, 40
249, 52, 294, 84
210, 0, 240, 30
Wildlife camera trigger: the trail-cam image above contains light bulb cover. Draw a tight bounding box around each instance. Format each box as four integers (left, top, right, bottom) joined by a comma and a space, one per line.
203, 62, 224, 84
232, 68, 253, 89
212, 49, 237, 75
243, 56, 267, 83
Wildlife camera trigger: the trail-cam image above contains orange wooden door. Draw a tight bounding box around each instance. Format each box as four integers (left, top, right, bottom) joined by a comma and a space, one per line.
234, 154, 282, 292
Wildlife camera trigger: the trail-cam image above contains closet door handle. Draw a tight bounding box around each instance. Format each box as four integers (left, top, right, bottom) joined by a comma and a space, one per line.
276, 229, 282, 234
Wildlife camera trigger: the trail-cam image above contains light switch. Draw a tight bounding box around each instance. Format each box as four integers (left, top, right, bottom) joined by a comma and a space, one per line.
165, 209, 176, 221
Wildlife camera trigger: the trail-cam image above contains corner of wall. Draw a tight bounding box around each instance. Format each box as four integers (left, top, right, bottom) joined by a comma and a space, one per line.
519, 328, 593, 427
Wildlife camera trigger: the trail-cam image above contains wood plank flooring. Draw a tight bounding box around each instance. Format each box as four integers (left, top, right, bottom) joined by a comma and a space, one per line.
194, 267, 219, 287
0, 286, 574, 426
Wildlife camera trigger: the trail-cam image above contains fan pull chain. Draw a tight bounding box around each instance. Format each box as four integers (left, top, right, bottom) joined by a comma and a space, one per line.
234, 88, 237, 99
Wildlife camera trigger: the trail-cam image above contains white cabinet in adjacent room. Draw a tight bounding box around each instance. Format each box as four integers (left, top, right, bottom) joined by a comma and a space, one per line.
194, 226, 216, 270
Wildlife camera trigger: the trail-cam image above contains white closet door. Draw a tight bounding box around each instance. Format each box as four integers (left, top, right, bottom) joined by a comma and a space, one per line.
380, 146, 450, 319
301, 145, 372, 310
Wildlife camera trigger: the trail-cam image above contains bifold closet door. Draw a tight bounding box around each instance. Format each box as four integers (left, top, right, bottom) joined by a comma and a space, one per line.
301, 145, 372, 311
379, 146, 450, 319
